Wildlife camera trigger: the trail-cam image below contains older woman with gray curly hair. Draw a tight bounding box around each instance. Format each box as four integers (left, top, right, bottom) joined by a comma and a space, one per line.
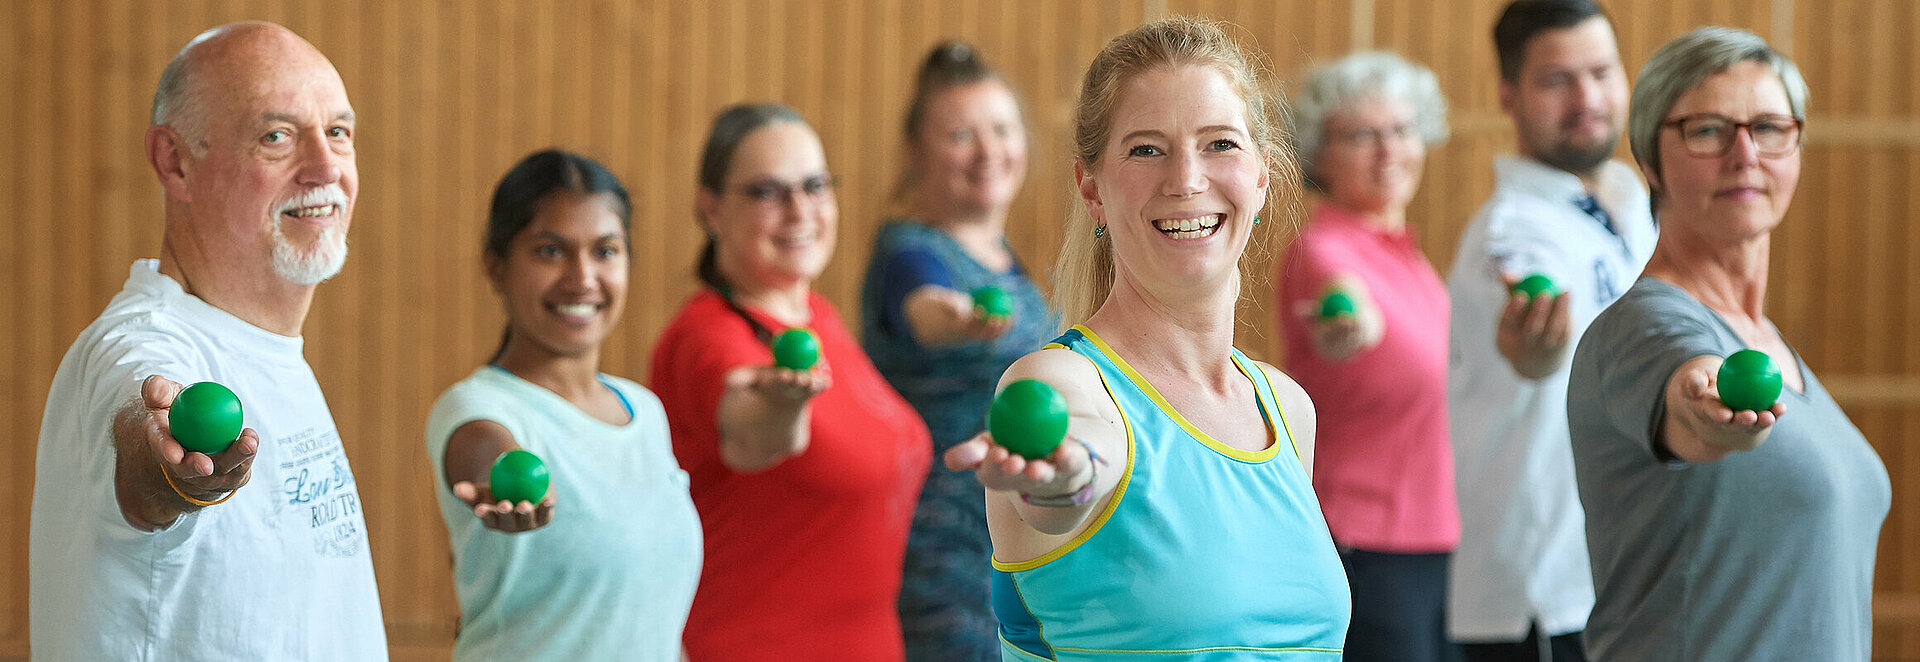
1276, 50, 1462, 662
1567, 27, 1888, 662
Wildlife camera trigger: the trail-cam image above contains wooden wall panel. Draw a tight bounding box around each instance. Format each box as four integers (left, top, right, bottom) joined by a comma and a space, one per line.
1787, 3, 1920, 653
0, 3, 27, 651
4, 1, 1915, 659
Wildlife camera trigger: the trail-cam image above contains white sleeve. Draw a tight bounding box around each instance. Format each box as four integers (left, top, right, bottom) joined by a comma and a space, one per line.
622, 381, 682, 468
79, 316, 218, 538
1481, 201, 1575, 284
424, 375, 528, 487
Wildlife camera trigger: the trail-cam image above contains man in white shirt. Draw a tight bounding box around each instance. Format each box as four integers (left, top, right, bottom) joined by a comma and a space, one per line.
29, 22, 387, 660
1446, 2, 1655, 660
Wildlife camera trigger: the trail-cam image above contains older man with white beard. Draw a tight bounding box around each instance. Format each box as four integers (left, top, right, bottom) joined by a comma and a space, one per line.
28, 22, 387, 660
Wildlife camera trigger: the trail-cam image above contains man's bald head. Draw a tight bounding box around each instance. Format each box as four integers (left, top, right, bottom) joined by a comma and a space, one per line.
145, 20, 359, 296
150, 22, 339, 155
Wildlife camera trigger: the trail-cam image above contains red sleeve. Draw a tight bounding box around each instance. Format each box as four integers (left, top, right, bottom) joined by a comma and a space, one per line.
649, 293, 771, 486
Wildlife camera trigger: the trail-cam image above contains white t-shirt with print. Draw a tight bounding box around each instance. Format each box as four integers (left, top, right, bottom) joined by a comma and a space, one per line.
1445, 156, 1656, 641
30, 259, 387, 661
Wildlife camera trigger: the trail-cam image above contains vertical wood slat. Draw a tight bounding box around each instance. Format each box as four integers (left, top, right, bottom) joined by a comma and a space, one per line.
4, 1, 1917, 659
1, 0, 34, 650
0, 7, 11, 645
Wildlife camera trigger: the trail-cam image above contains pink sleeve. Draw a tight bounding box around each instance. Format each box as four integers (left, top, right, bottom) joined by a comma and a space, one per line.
1279, 234, 1344, 306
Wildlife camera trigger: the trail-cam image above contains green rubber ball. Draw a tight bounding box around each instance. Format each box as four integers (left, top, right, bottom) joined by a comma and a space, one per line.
1318, 289, 1357, 320
489, 449, 550, 504
772, 328, 821, 370
987, 379, 1070, 460
171, 381, 244, 455
972, 285, 1013, 320
1718, 349, 1783, 412
1511, 273, 1562, 299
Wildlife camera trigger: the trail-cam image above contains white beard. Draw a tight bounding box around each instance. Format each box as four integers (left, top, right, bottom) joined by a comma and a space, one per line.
272, 222, 348, 285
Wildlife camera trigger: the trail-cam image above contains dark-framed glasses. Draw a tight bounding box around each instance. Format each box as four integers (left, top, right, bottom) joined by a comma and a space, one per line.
729, 175, 838, 205
1661, 114, 1803, 157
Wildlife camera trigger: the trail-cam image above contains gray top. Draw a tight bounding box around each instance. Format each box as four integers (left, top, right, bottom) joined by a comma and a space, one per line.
1568, 277, 1889, 662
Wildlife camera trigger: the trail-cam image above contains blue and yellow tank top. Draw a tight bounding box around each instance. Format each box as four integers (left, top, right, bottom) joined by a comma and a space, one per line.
994, 326, 1350, 661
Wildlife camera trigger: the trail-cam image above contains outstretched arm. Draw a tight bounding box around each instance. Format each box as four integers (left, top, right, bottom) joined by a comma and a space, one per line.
715, 364, 833, 473
1657, 355, 1784, 463
113, 375, 259, 531
443, 419, 557, 533
944, 348, 1126, 536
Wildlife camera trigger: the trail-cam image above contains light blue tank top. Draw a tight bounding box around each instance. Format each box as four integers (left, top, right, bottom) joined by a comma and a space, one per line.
993, 326, 1350, 661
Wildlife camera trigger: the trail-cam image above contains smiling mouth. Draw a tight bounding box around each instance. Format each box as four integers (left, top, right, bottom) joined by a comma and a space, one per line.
772, 232, 818, 249
1152, 214, 1223, 239
282, 204, 338, 220
549, 302, 602, 321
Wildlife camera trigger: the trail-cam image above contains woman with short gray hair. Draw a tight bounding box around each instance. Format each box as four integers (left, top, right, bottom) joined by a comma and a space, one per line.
1289, 51, 1450, 190
1277, 50, 1461, 662
1567, 27, 1887, 662
1625, 26, 1808, 211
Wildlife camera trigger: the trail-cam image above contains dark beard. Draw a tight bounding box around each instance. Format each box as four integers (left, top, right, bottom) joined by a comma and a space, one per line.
1537, 135, 1619, 177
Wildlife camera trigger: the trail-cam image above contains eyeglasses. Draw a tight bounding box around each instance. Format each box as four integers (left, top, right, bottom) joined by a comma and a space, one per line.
728, 175, 837, 205
1660, 114, 1803, 157
1327, 122, 1418, 149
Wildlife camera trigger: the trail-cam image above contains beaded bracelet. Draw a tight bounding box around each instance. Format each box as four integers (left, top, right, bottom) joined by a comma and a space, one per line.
161, 465, 236, 507
1019, 437, 1109, 507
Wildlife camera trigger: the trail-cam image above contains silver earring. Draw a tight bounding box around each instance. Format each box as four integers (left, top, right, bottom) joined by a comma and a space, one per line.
1093, 225, 1106, 238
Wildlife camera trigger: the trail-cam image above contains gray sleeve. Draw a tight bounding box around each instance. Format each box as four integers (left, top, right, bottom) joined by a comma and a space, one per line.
1579, 286, 1727, 463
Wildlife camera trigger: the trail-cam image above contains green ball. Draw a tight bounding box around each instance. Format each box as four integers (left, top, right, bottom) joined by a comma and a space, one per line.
772, 328, 821, 370
1318, 289, 1357, 320
972, 285, 1013, 320
1511, 274, 1561, 299
987, 379, 1070, 460
1718, 349, 1783, 412
171, 381, 244, 455
489, 450, 550, 504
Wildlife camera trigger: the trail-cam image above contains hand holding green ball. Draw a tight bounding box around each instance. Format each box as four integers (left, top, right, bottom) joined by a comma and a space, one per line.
772, 328, 821, 370
489, 449, 550, 504
1510, 273, 1561, 299
170, 381, 244, 454
1717, 349, 1783, 412
987, 379, 1070, 460
972, 285, 1013, 321
1317, 288, 1357, 320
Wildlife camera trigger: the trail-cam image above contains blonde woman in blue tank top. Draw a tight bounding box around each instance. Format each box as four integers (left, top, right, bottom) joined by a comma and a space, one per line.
943, 17, 1351, 662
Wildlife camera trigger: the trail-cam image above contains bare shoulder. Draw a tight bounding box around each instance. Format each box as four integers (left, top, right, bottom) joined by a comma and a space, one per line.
1253, 361, 1314, 415
1254, 360, 1317, 468
1000, 346, 1123, 426
1001, 346, 1101, 386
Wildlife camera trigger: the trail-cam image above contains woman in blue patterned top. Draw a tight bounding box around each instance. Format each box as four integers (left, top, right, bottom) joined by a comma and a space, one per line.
944, 17, 1350, 661
859, 41, 1059, 662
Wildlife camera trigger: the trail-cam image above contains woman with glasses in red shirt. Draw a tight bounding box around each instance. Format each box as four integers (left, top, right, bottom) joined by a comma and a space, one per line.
650, 103, 932, 662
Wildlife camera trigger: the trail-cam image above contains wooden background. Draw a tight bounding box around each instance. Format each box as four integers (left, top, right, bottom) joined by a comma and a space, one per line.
4, 0, 1915, 659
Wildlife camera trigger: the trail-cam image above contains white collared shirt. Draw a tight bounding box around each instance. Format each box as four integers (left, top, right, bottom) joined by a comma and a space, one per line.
1445, 156, 1657, 641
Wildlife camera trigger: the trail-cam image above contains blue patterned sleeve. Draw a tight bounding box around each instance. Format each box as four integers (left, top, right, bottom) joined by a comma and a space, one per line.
879, 247, 955, 337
